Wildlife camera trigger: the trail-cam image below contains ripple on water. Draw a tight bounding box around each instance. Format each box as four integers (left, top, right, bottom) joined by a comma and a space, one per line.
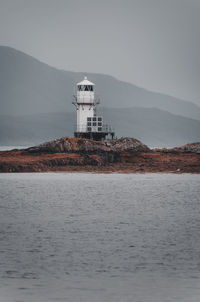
0, 173, 200, 302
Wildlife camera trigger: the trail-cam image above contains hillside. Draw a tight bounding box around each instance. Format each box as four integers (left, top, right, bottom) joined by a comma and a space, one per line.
1, 46, 200, 147
1, 46, 200, 120
1, 108, 200, 147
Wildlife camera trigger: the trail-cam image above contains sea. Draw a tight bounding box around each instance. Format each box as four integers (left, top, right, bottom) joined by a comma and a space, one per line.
0, 172, 200, 302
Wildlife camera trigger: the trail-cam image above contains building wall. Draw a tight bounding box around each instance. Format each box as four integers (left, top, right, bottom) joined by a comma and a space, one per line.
77, 104, 94, 132
77, 91, 94, 104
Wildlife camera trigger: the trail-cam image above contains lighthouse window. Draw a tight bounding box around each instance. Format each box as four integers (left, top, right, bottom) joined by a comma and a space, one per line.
78, 85, 94, 91
78, 85, 85, 91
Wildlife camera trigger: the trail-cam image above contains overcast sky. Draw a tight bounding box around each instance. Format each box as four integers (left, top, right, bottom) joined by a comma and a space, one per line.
0, 0, 200, 105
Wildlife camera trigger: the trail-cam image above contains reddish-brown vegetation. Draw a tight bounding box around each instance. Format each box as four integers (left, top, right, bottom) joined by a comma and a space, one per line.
0, 150, 200, 173
0, 138, 200, 173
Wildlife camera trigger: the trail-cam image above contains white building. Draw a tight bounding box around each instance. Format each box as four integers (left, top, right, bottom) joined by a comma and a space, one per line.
73, 76, 114, 140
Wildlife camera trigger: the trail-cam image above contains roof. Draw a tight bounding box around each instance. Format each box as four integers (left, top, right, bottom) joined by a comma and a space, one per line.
77, 76, 95, 86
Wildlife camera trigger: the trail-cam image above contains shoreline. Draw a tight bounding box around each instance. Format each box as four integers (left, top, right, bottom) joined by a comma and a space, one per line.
1, 137, 200, 174
1, 150, 200, 174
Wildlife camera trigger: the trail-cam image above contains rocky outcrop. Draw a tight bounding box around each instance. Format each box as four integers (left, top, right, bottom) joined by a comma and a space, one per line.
24, 137, 150, 154
25, 137, 109, 154
169, 142, 200, 153
155, 142, 200, 154
0, 137, 200, 173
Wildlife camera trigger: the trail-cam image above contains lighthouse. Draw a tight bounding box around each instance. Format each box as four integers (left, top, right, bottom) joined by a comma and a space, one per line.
73, 76, 114, 141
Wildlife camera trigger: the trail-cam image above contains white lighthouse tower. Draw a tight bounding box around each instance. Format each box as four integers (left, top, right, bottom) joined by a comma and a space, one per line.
73, 76, 114, 140
76, 76, 95, 133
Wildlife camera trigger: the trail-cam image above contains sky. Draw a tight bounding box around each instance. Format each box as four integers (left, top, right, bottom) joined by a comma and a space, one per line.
0, 0, 200, 105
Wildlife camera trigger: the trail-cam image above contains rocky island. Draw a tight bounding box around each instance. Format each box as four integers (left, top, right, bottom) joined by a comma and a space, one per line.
0, 137, 200, 173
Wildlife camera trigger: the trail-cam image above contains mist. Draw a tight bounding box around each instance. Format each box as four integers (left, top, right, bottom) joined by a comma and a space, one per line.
0, 0, 200, 104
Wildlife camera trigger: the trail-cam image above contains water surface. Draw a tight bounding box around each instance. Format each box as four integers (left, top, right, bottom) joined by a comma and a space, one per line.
0, 173, 200, 301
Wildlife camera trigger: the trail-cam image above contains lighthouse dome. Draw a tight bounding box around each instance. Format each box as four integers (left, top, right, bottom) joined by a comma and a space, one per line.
77, 76, 95, 86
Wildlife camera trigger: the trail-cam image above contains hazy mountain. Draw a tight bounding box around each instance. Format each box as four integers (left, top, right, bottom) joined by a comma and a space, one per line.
0, 46, 200, 147
1, 46, 200, 120
103, 107, 200, 147
1, 108, 200, 148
